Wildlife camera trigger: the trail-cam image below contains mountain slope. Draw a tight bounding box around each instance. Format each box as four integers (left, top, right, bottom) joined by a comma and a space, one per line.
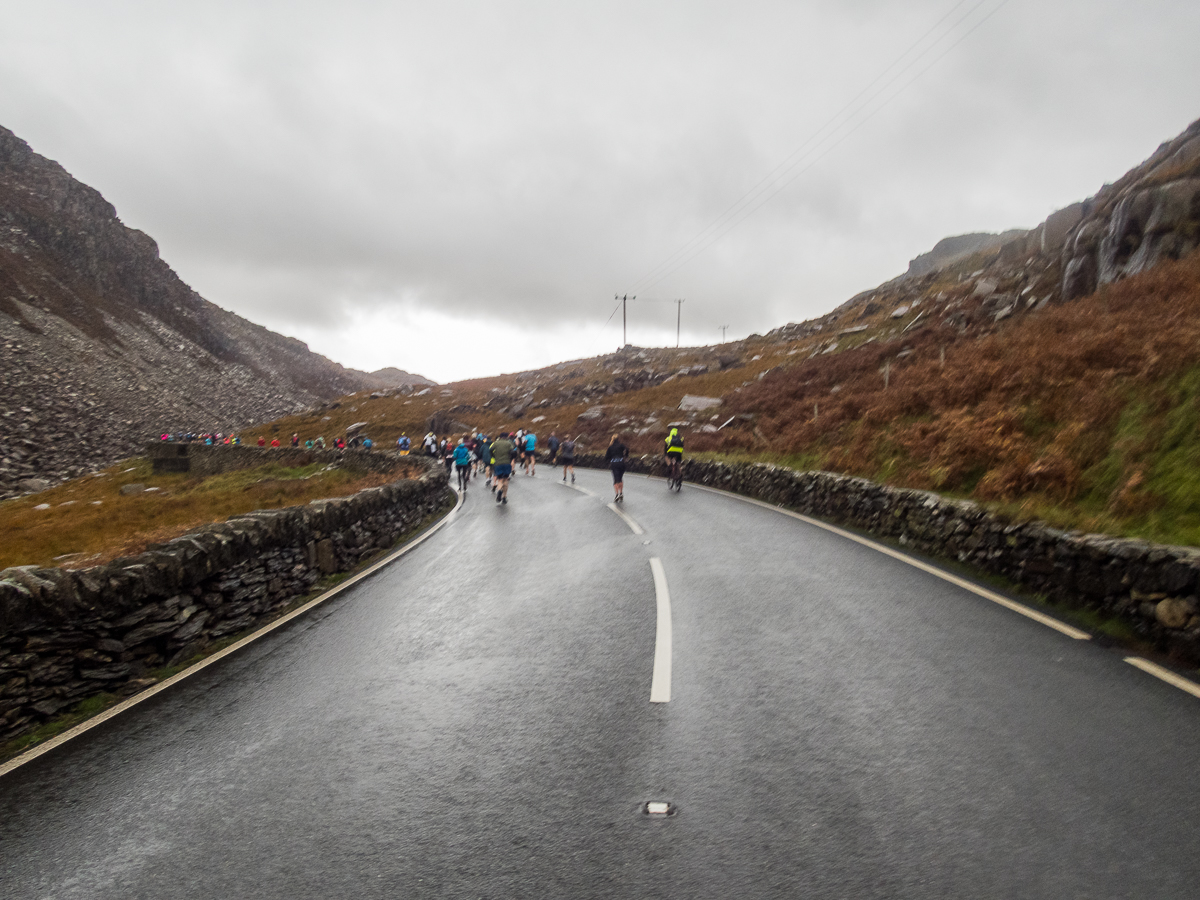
250, 118, 1200, 546
0, 125, 390, 496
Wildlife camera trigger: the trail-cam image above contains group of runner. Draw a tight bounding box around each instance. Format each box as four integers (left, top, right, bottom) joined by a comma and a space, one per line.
425, 424, 682, 506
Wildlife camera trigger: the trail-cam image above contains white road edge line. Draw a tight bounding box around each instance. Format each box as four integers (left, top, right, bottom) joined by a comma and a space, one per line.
607, 502, 645, 535
0, 488, 466, 781
685, 481, 1091, 641
1124, 657, 1200, 700
649, 557, 672, 703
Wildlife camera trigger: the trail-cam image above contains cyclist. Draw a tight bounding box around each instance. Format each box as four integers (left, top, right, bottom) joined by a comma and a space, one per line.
664, 427, 684, 488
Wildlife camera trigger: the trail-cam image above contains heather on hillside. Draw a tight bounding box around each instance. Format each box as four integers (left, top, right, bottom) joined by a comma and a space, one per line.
709, 250, 1200, 544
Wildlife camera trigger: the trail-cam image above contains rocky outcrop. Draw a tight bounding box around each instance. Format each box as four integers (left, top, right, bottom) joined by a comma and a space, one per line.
0, 454, 453, 745
574, 454, 1200, 664
765, 119, 1200, 351
1061, 120, 1200, 300
903, 231, 1027, 279
0, 124, 400, 497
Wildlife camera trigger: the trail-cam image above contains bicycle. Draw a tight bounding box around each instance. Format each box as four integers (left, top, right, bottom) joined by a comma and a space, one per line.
665, 455, 683, 492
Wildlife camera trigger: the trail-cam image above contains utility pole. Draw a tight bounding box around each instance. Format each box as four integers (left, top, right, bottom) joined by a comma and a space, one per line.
719, 324, 729, 343
675, 299, 685, 348
615, 294, 635, 347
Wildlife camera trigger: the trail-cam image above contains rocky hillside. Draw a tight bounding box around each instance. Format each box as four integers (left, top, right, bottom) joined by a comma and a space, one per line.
810, 117, 1200, 339
252, 118, 1200, 546
0, 125, 397, 498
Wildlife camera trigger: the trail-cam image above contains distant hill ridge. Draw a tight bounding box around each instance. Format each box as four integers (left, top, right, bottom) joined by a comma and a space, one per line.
370, 367, 435, 388
0, 124, 413, 496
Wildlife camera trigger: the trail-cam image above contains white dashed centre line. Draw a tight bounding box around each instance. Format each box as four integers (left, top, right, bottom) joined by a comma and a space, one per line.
558, 481, 594, 496
607, 502, 645, 535
649, 558, 672, 703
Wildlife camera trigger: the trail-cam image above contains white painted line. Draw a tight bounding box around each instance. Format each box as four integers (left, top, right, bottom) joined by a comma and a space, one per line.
558, 480, 594, 497
0, 488, 465, 780
1124, 657, 1200, 700
649, 557, 672, 703
686, 482, 1091, 641
607, 502, 645, 535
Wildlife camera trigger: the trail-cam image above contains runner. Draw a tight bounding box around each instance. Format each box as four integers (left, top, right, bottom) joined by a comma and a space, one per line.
474, 433, 488, 476
559, 434, 576, 484
547, 432, 560, 466
490, 432, 516, 504
606, 433, 628, 503
523, 430, 537, 476
453, 436, 472, 491
397, 433, 411, 455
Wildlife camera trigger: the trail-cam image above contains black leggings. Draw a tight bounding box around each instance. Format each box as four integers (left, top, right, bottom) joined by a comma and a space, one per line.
610, 460, 626, 484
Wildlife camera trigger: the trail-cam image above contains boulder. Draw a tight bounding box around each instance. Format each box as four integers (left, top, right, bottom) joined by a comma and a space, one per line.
678, 395, 722, 412
1155, 597, 1194, 629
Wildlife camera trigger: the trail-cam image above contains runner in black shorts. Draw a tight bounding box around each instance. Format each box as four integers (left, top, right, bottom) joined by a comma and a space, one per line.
491, 432, 517, 504
605, 433, 628, 503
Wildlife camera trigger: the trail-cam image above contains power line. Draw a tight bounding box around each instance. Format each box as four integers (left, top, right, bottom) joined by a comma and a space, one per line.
625, 0, 1010, 294
626, 0, 995, 292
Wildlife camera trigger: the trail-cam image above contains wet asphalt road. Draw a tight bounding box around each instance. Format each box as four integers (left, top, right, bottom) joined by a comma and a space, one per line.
2, 465, 1200, 899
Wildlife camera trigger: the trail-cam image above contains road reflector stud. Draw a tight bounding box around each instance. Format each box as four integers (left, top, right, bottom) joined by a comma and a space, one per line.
644, 801, 674, 816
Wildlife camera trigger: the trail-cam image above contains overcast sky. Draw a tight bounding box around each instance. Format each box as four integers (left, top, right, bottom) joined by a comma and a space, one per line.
1, 0, 1197, 382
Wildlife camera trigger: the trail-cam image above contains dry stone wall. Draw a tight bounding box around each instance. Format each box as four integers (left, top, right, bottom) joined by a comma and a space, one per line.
0, 455, 453, 744
577, 454, 1200, 664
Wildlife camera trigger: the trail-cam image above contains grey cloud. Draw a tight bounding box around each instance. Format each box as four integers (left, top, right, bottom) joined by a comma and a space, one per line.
1, 0, 1198, 368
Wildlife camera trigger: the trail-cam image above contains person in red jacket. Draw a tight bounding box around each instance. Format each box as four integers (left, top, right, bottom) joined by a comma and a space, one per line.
257, 436, 267, 447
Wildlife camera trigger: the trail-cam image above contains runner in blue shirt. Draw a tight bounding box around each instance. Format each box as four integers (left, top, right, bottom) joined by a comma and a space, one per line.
453, 437, 472, 492
523, 431, 538, 476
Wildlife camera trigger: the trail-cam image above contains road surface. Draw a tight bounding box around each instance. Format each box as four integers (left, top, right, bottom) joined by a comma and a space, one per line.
2, 465, 1199, 898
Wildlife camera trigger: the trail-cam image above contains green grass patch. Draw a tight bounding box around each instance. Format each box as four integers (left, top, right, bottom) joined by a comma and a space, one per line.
1, 692, 120, 761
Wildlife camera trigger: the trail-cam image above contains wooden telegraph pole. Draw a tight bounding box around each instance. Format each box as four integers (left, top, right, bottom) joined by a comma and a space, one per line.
615, 294, 635, 347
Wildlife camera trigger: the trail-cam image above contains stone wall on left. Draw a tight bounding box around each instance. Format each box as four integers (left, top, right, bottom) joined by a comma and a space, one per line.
0, 453, 454, 745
